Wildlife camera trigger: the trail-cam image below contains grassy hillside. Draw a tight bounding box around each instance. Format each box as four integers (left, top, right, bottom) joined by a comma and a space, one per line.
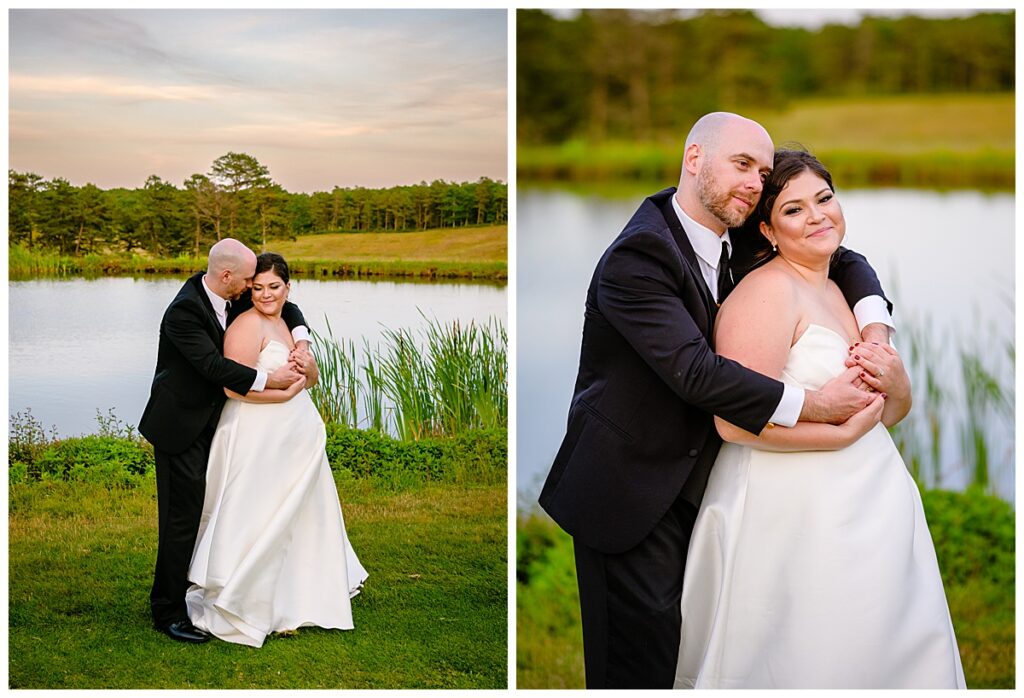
270, 225, 508, 264
519, 93, 1014, 189
9, 224, 508, 281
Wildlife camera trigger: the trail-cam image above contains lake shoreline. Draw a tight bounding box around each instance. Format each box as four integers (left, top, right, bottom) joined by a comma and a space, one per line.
518, 143, 1013, 191
8, 245, 508, 282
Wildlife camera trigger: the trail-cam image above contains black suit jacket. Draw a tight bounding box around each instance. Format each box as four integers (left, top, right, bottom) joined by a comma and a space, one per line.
139, 272, 307, 455
539, 187, 888, 554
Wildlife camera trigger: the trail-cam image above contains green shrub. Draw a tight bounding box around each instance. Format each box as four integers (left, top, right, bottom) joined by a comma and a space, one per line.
34, 435, 154, 487
921, 486, 1015, 589
324, 424, 506, 489
9, 461, 28, 485
8, 410, 57, 467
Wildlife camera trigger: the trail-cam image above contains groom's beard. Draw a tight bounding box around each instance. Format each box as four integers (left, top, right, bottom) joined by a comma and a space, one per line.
697, 166, 753, 229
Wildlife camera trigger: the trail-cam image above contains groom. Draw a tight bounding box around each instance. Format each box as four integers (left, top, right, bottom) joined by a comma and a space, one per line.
539, 112, 895, 688
139, 238, 316, 643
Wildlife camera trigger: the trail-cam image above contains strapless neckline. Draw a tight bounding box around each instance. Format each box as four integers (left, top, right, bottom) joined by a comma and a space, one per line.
781, 323, 855, 392
794, 323, 851, 350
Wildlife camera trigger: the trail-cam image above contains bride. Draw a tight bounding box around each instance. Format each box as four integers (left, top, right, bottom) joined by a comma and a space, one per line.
186, 252, 368, 647
674, 150, 965, 688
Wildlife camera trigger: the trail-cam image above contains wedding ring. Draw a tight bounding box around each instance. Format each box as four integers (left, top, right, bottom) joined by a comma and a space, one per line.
878, 368, 885, 378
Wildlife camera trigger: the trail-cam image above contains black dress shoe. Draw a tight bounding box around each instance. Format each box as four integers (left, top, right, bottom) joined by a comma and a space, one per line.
159, 619, 211, 643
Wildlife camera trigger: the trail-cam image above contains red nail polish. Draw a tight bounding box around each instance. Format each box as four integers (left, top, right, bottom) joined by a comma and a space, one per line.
860, 372, 866, 377
881, 393, 888, 399
854, 355, 860, 360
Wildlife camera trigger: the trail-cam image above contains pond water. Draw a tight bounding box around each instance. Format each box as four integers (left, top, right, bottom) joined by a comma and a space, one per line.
517, 186, 1014, 506
9, 276, 506, 438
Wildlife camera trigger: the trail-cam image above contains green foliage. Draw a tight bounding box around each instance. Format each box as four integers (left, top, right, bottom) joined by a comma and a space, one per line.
518, 9, 1014, 145
8, 409, 57, 468
324, 425, 506, 489
311, 315, 507, 440
9, 151, 508, 259
889, 310, 1014, 496
9, 409, 154, 487
34, 436, 154, 487
7, 244, 508, 281
921, 487, 1015, 589
9, 408, 505, 492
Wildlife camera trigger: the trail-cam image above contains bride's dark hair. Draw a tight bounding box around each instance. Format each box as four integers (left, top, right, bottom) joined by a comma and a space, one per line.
738, 146, 837, 265
255, 252, 290, 283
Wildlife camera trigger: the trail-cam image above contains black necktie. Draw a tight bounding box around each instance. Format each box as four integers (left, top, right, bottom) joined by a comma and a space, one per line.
717, 240, 735, 304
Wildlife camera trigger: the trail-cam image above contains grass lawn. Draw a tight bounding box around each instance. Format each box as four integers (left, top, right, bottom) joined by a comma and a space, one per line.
9, 478, 507, 689
271, 225, 508, 264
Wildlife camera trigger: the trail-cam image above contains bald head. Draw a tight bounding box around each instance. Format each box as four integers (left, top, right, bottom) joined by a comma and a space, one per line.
206, 238, 257, 301
208, 238, 256, 276
677, 112, 775, 232
683, 112, 771, 160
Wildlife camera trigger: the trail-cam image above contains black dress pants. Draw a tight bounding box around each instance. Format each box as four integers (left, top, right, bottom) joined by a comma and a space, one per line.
150, 424, 215, 627
573, 495, 699, 689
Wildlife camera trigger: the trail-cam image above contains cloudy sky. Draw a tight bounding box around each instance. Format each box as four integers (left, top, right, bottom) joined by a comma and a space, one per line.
9, 9, 507, 193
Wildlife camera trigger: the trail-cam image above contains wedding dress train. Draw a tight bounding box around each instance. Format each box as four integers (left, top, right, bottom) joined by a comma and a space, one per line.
186, 340, 368, 647
675, 324, 965, 688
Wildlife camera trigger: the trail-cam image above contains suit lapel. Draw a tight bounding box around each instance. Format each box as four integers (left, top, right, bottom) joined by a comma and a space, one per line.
659, 195, 717, 326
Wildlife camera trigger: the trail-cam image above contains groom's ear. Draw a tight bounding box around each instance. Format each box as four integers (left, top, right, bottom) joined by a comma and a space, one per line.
682, 143, 702, 176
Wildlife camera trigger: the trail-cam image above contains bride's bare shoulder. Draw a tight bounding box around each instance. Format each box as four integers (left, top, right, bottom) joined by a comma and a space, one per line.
225, 308, 262, 339
726, 260, 799, 309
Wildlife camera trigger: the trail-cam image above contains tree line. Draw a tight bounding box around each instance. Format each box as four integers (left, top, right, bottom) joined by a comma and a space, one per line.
9, 152, 508, 257
518, 9, 1014, 143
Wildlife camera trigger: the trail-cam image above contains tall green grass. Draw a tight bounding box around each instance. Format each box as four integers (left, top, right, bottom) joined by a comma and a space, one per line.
310, 314, 507, 441
889, 314, 1014, 497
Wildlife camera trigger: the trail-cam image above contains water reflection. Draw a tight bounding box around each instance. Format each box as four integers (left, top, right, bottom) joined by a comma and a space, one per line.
517, 187, 1014, 505
9, 277, 507, 438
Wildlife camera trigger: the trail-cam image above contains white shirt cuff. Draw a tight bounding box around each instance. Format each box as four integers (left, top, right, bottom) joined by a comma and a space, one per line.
291, 326, 311, 344
769, 383, 803, 428
251, 369, 268, 393
853, 295, 895, 335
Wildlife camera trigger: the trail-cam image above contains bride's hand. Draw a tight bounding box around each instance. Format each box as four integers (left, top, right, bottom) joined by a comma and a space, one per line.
283, 375, 306, 398
846, 342, 909, 399
836, 392, 885, 445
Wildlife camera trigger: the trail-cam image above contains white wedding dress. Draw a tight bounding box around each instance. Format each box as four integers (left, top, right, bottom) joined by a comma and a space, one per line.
675, 324, 966, 688
186, 340, 368, 648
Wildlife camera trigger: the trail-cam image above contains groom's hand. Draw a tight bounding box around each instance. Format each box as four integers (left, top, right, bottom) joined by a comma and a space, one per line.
800, 366, 875, 425
860, 322, 891, 346
266, 363, 303, 389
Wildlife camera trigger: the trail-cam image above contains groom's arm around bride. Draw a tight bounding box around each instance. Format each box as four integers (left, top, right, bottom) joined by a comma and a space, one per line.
538, 112, 893, 689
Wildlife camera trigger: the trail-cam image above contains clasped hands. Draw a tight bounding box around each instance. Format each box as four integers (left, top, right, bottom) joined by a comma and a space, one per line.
817, 323, 909, 432
265, 345, 320, 391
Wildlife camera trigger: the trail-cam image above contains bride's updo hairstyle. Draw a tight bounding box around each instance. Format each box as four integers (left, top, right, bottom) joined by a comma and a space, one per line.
255, 252, 290, 283
740, 147, 836, 264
